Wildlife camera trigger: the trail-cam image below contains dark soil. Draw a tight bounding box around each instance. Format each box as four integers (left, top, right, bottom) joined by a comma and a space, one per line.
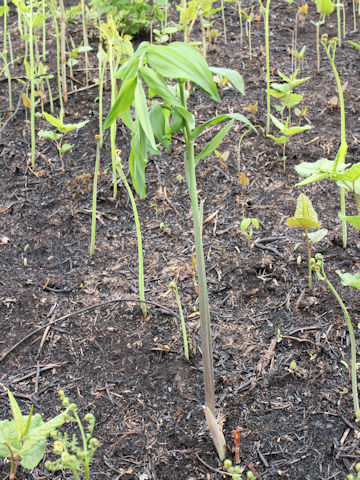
1, 1, 360, 479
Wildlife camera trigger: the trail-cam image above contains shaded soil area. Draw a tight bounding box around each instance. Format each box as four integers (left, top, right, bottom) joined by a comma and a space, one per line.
0, 1, 360, 479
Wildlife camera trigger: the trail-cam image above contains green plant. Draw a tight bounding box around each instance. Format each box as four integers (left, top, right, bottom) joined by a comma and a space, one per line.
38, 112, 88, 174
258, 0, 271, 134
104, 40, 255, 459
267, 68, 311, 173
0, 390, 67, 479
287, 193, 327, 293
240, 203, 259, 239
311, 253, 360, 420
322, 35, 348, 248
45, 390, 99, 480
90, 0, 160, 35
169, 281, 189, 360
312, 0, 334, 72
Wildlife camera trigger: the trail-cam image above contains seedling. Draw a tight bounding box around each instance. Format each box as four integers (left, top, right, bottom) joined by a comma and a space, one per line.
322, 35, 348, 247
311, 253, 360, 421
0, 390, 67, 479
169, 281, 189, 361
104, 41, 255, 459
45, 390, 99, 480
287, 193, 327, 293
38, 112, 88, 174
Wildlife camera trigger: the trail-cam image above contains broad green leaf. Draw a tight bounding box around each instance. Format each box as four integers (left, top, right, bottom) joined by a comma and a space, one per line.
38, 130, 62, 141
20, 412, 66, 455
139, 67, 194, 125
146, 42, 220, 102
338, 213, 360, 230
195, 119, 234, 164
268, 134, 289, 144
270, 114, 285, 133
134, 81, 157, 150
284, 124, 312, 136
287, 217, 321, 228
129, 127, 147, 199
281, 93, 303, 109
170, 106, 185, 133
104, 77, 137, 129
336, 271, 360, 290
295, 158, 348, 178
287, 193, 321, 228
115, 55, 140, 81
0, 420, 19, 456
42, 112, 66, 132
316, 0, 334, 14
149, 102, 170, 149
240, 217, 251, 230
295, 172, 331, 186
8, 390, 25, 440
308, 228, 328, 244
270, 83, 291, 94
121, 109, 136, 132
333, 163, 360, 183
20, 414, 46, 469
210, 66, 245, 95
33, 13, 46, 27
60, 143, 75, 154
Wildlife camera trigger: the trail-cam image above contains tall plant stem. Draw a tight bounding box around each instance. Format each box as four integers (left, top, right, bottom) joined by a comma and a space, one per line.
315, 256, 360, 419
180, 82, 215, 415
50, 2, 64, 114
29, 0, 36, 165
109, 42, 117, 198
80, 0, 89, 86
59, 0, 67, 103
3, 0, 12, 113
259, 0, 271, 134
115, 157, 146, 317
90, 135, 101, 257
324, 41, 347, 248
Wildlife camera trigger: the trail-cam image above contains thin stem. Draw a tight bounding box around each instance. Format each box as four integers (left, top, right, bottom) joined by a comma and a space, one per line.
171, 283, 189, 361
115, 157, 146, 316
318, 260, 360, 419
59, 0, 67, 102
259, 0, 271, 134
80, 0, 89, 86
304, 229, 312, 293
221, 0, 227, 44
29, 0, 36, 165
179, 82, 215, 415
109, 41, 117, 198
90, 136, 101, 257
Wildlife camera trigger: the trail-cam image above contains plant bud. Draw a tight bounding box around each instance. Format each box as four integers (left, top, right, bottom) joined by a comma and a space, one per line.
223, 459, 232, 470
53, 441, 64, 454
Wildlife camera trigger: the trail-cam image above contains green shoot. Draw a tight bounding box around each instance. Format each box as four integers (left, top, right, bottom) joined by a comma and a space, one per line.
169, 281, 189, 361
311, 254, 360, 421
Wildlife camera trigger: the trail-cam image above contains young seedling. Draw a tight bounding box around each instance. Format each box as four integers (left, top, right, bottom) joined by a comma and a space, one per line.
240, 203, 259, 239
38, 112, 88, 174
104, 41, 255, 459
287, 193, 327, 293
0, 390, 67, 480
45, 390, 99, 480
312, 0, 334, 72
169, 281, 189, 361
311, 254, 360, 421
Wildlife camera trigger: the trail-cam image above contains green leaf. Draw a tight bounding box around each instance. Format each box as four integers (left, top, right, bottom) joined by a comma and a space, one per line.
0, 420, 19, 457
60, 143, 75, 154
8, 390, 25, 440
308, 228, 328, 244
240, 217, 251, 230
33, 13, 46, 27
332, 141, 348, 173
268, 134, 289, 144
316, 0, 334, 14
287, 193, 321, 229
191, 113, 255, 141
20, 414, 46, 469
295, 172, 331, 186
20, 412, 66, 455
338, 213, 360, 230
146, 42, 220, 102
139, 67, 194, 124
270, 114, 285, 133
333, 163, 360, 183
281, 93, 303, 109
210, 66, 245, 95
134, 81, 157, 151
195, 119, 234, 164
38, 130, 62, 141
104, 77, 137, 129
0, 5, 10, 15
336, 271, 360, 290
42, 112, 88, 134
129, 127, 147, 199
149, 102, 170, 149
284, 124, 312, 136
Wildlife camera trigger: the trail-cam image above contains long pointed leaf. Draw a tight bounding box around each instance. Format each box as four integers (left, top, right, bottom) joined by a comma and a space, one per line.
104, 77, 137, 129
195, 120, 234, 164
